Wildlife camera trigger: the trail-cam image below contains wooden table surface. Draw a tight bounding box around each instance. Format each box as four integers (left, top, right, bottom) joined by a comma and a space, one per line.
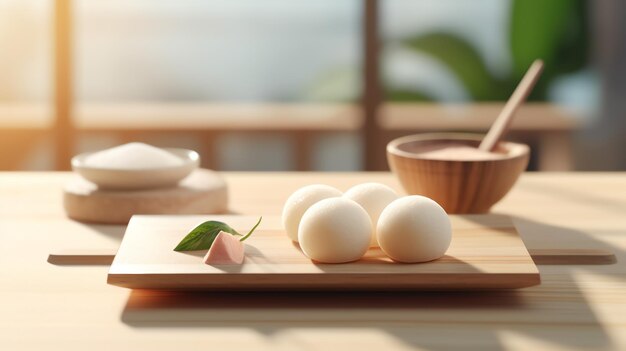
1, 172, 625, 351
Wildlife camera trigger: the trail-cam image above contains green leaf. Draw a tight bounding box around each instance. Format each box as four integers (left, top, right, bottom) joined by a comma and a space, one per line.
403, 32, 505, 101
511, 0, 571, 76
510, 0, 588, 99
173, 217, 264, 252
173, 220, 242, 252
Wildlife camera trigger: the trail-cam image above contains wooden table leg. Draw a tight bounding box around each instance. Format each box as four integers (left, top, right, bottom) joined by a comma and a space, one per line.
538, 132, 574, 171
53, 0, 74, 170
294, 131, 312, 171
201, 131, 218, 170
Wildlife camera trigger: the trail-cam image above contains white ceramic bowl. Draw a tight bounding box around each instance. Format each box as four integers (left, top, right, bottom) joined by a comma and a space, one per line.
72, 148, 200, 190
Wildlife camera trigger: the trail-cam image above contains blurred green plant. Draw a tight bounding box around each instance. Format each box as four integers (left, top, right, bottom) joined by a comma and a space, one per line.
387, 0, 589, 102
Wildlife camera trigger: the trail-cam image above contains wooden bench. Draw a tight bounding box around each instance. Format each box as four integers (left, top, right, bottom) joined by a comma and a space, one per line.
0, 102, 583, 171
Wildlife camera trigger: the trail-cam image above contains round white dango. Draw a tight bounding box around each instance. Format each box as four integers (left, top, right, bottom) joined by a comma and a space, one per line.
377, 195, 451, 263
282, 184, 342, 242
298, 197, 372, 263
343, 182, 399, 247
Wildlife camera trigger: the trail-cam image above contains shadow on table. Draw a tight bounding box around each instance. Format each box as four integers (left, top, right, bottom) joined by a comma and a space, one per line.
461, 212, 622, 350
119, 279, 608, 351
120, 289, 524, 351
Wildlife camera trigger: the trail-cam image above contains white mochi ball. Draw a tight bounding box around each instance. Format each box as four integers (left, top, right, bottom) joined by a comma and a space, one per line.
282, 184, 342, 242
298, 197, 372, 263
377, 195, 452, 263
343, 183, 399, 247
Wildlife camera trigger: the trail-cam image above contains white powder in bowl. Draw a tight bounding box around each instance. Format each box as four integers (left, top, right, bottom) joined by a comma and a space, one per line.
83, 143, 184, 169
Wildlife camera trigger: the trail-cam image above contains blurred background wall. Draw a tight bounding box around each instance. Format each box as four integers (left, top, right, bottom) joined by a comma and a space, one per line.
0, 0, 623, 171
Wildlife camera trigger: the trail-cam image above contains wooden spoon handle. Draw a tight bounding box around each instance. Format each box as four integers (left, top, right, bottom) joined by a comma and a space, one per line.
479, 59, 544, 151
47, 248, 616, 266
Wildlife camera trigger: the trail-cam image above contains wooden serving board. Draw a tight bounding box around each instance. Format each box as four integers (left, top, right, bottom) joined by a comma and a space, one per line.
108, 215, 540, 290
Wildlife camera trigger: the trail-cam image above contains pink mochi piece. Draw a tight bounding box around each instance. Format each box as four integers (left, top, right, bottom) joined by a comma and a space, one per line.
203, 231, 245, 265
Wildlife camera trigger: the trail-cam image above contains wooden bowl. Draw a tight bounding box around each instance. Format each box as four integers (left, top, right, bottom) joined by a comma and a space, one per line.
387, 133, 529, 214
